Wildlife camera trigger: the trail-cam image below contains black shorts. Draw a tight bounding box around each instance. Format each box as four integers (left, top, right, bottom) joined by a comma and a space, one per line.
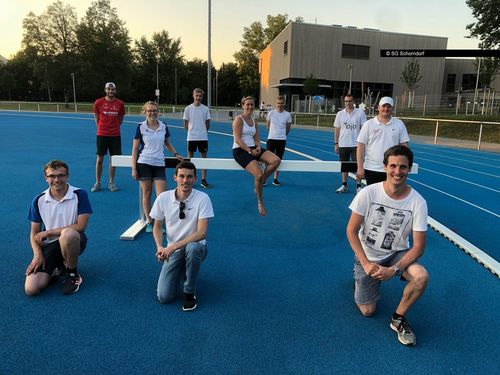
136, 163, 166, 181
188, 140, 208, 153
40, 233, 87, 275
266, 139, 286, 159
338, 147, 357, 162
365, 170, 387, 185
96, 136, 122, 156
233, 147, 266, 169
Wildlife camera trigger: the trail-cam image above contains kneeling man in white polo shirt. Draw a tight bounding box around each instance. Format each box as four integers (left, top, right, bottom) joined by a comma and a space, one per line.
25, 160, 92, 296
150, 161, 214, 311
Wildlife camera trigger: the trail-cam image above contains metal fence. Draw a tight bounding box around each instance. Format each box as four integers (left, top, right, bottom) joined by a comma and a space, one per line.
1, 100, 498, 151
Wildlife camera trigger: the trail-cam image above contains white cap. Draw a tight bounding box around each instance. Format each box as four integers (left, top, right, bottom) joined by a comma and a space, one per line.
379, 96, 394, 106
105, 82, 116, 89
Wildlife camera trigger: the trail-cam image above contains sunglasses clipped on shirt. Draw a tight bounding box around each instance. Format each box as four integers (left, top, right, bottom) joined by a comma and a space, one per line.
179, 201, 186, 220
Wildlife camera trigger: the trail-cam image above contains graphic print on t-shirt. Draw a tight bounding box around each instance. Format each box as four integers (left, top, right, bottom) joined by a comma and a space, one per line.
363, 203, 413, 251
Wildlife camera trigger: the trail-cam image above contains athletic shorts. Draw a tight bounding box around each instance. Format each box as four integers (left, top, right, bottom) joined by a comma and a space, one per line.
353, 250, 417, 305
266, 139, 286, 159
187, 140, 208, 153
136, 162, 166, 181
39, 233, 87, 275
364, 170, 387, 185
233, 147, 267, 169
338, 147, 357, 162
96, 136, 122, 156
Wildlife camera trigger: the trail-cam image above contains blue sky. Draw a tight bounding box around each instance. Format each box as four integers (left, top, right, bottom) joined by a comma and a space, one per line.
1, 0, 481, 66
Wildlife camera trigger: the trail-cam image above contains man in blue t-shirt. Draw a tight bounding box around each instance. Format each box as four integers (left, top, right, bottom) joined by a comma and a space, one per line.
25, 160, 92, 296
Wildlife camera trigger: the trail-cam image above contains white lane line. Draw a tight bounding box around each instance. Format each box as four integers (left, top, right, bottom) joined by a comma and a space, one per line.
419, 153, 500, 169
409, 178, 500, 218
418, 167, 500, 193
417, 156, 500, 178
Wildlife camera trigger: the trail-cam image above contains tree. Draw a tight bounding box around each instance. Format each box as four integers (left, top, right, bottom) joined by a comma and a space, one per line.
302, 73, 319, 96
21, 1, 79, 101
76, 0, 132, 100
400, 58, 423, 91
217, 63, 241, 106
466, 0, 500, 50
473, 57, 499, 88
234, 14, 303, 97
132, 30, 184, 103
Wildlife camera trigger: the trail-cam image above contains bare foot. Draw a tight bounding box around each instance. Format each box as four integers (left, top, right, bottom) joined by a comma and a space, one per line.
258, 202, 267, 216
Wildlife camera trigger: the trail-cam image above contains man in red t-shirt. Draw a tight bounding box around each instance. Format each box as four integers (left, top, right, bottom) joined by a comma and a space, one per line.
92, 82, 125, 192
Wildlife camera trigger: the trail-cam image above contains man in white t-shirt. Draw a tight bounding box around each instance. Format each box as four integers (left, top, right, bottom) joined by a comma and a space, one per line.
356, 96, 409, 185
150, 161, 214, 311
266, 96, 292, 186
347, 145, 428, 346
333, 94, 367, 193
183, 88, 211, 189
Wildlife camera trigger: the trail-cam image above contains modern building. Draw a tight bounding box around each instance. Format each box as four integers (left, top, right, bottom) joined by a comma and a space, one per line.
259, 22, 497, 111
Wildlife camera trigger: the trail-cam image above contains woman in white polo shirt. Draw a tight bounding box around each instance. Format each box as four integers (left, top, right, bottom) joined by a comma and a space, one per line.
132, 101, 183, 232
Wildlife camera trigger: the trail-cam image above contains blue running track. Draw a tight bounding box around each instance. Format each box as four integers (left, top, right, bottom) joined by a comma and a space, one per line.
0, 111, 498, 374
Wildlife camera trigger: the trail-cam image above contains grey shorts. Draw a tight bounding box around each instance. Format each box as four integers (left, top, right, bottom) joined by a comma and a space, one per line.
354, 250, 417, 305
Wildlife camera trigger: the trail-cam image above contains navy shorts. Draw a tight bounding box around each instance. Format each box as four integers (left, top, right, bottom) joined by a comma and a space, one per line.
188, 140, 208, 153
266, 139, 286, 159
96, 136, 122, 156
39, 233, 87, 275
136, 163, 166, 181
233, 147, 266, 169
338, 147, 357, 162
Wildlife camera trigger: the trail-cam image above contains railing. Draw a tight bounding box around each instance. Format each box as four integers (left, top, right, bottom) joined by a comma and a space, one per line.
1, 101, 498, 150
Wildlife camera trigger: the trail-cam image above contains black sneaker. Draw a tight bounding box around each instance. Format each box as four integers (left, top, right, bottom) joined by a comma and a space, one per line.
182, 293, 197, 311
49, 267, 65, 286
61, 272, 82, 295
272, 179, 281, 186
200, 180, 211, 189
390, 315, 416, 346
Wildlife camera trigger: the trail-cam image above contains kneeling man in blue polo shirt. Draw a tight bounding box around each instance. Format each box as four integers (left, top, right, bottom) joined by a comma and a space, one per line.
25, 160, 92, 296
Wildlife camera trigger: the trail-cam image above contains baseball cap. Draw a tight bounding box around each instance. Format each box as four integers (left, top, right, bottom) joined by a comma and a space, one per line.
379, 96, 394, 106
105, 82, 116, 89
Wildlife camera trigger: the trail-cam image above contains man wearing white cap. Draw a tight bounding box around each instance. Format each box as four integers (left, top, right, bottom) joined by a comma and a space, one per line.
92, 82, 125, 192
356, 96, 409, 185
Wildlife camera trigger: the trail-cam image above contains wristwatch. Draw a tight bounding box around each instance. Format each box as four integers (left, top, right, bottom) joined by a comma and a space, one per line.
392, 265, 402, 276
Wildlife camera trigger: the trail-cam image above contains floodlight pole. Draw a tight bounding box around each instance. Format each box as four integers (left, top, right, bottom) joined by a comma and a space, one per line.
207, 0, 212, 108
70, 73, 77, 112
472, 58, 481, 115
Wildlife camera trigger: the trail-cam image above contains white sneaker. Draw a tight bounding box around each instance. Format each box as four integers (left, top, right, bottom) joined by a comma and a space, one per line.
336, 185, 347, 193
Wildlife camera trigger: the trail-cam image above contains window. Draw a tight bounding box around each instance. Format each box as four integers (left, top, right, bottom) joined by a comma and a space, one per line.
284, 40, 288, 55
446, 74, 456, 92
462, 74, 477, 90
342, 44, 370, 60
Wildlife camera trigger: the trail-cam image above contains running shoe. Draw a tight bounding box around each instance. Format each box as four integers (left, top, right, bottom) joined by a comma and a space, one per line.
182, 293, 197, 311
61, 272, 82, 295
272, 179, 281, 186
91, 182, 101, 192
108, 182, 119, 192
336, 185, 348, 193
390, 315, 416, 346
201, 179, 211, 189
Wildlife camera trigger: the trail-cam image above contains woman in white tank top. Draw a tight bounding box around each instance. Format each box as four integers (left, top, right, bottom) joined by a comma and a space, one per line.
232, 96, 281, 216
